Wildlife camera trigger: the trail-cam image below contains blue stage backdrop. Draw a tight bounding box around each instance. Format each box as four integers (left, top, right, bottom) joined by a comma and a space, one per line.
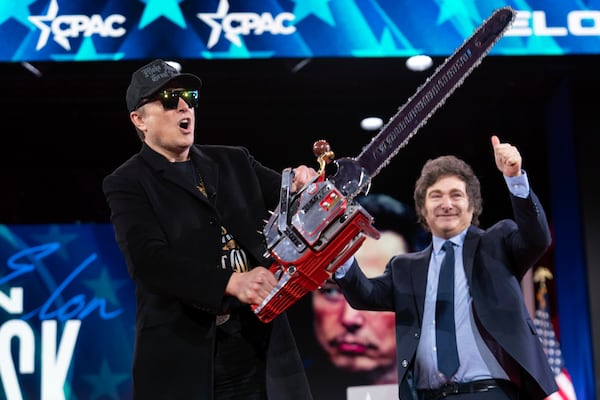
0, 224, 135, 400
0, 0, 599, 62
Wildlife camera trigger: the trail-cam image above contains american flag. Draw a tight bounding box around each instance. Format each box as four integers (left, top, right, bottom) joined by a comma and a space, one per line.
533, 267, 577, 400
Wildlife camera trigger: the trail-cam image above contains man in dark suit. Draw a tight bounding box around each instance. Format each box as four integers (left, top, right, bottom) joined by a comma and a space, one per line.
103, 59, 315, 400
335, 136, 559, 399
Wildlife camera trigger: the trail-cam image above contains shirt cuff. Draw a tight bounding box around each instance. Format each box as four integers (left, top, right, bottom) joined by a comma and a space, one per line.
504, 170, 530, 198
334, 256, 355, 279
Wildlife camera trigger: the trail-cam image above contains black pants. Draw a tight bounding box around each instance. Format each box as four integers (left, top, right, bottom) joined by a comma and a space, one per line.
214, 315, 267, 400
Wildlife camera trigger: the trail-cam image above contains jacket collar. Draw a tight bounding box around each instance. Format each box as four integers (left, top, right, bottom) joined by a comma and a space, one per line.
139, 143, 218, 204
462, 225, 483, 280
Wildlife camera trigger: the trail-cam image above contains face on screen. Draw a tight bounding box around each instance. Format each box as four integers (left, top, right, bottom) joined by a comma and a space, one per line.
312, 232, 408, 381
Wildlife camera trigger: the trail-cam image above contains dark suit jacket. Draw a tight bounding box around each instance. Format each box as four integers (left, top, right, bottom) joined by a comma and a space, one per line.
336, 190, 558, 400
103, 143, 312, 400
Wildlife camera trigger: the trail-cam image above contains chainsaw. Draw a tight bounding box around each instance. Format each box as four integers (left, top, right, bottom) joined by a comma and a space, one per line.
252, 6, 516, 323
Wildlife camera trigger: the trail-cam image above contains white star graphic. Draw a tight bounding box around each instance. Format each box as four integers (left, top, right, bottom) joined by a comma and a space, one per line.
28, 0, 60, 50
197, 0, 241, 48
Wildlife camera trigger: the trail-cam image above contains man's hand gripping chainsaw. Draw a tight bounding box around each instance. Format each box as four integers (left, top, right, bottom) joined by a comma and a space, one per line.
251, 6, 516, 323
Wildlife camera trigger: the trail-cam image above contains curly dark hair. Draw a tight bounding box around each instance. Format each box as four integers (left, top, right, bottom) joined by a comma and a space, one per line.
413, 155, 482, 230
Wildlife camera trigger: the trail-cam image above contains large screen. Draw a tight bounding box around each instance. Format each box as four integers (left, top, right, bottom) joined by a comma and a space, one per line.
1, 0, 599, 62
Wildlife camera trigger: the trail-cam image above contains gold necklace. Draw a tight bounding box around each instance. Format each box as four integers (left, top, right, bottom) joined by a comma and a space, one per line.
195, 169, 208, 197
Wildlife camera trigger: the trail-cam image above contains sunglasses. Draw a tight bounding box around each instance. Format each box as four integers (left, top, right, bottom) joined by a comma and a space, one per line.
139, 89, 199, 110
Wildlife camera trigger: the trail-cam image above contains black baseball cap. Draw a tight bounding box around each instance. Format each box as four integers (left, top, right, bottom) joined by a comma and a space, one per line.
126, 59, 202, 112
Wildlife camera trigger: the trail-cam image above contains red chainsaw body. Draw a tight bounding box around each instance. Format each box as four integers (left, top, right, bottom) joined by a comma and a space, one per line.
252, 170, 379, 323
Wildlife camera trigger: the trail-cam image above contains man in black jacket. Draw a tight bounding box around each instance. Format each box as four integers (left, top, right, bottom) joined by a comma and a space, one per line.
103, 59, 315, 400
335, 136, 559, 399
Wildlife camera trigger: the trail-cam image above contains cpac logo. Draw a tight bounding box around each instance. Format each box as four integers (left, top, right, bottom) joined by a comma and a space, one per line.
197, 0, 296, 49
28, 0, 126, 51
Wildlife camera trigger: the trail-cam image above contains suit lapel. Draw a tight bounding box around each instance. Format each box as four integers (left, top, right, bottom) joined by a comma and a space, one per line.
462, 226, 482, 281
189, 146, 218, 201
412, 245, 433, 320
411, 228, 481, 321
139, 143, 216, 205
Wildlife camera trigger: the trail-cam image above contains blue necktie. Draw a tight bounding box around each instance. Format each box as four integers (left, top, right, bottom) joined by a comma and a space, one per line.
436, 240, 460, 378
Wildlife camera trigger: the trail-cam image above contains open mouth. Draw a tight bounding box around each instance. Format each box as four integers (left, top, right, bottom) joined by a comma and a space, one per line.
179, 118, 191, 129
